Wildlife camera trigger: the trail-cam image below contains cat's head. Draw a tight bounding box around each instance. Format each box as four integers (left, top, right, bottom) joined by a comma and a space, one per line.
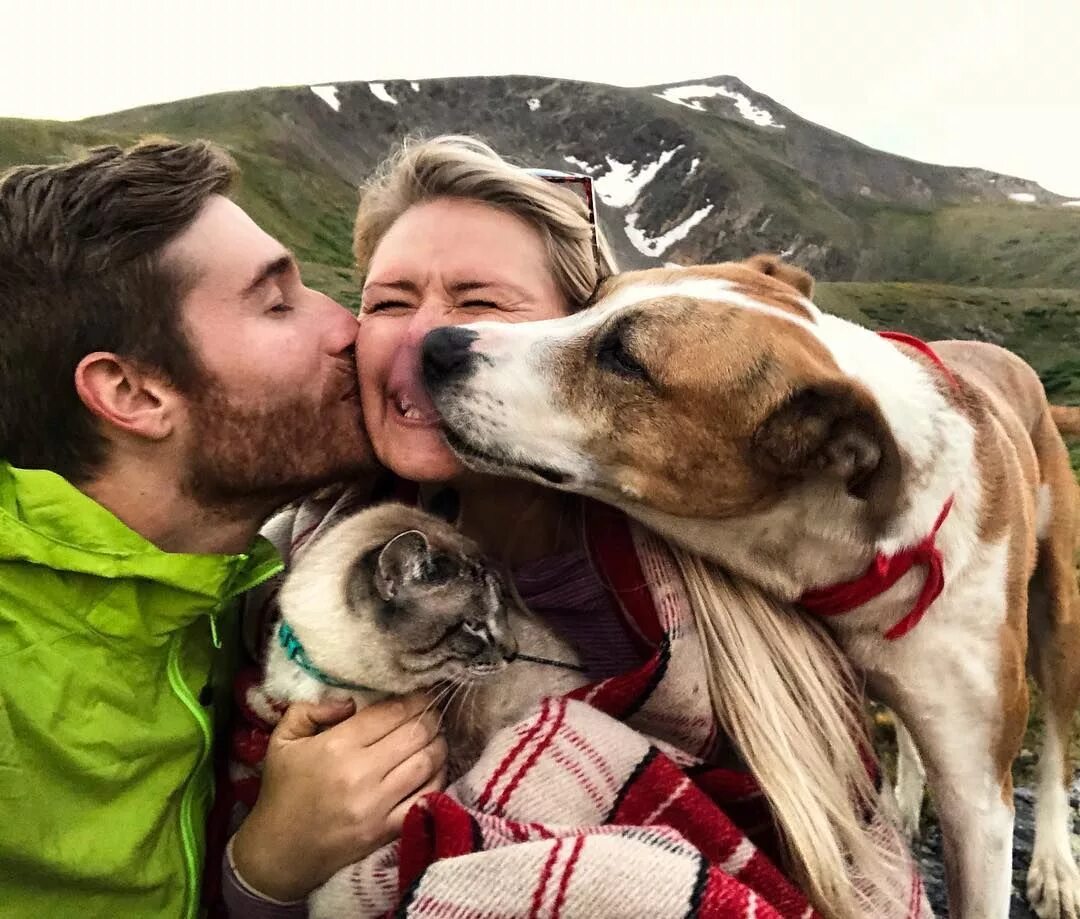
277, 503, 521, 694
358, 526, 518, 680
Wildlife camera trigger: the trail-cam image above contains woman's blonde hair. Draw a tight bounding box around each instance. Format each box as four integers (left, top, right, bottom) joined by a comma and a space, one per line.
354, 135, 909, 918
353, 135, 618, 310
674, 552, 907, 919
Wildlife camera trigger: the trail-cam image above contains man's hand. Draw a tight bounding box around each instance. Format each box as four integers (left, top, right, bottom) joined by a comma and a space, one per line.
231, 693, 448, 902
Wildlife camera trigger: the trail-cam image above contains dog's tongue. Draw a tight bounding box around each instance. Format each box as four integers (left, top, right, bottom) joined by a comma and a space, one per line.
388, 344, 442, 423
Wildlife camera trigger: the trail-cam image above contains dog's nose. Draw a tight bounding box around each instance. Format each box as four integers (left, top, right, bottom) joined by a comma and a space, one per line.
421, 326, 479, 387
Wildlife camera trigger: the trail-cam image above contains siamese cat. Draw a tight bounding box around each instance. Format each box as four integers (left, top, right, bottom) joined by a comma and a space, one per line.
261, 502, 588, 774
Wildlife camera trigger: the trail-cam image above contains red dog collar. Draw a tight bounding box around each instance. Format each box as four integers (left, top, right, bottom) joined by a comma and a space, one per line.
798, 333, 959, 640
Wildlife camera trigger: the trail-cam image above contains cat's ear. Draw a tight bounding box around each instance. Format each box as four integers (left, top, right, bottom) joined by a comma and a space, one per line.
374, 530, 431, 600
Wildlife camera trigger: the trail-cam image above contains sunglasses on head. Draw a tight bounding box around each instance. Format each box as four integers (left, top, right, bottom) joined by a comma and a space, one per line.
525, 167, 603, 272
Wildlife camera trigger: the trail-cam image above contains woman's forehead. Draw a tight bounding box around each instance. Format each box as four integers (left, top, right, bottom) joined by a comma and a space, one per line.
368, 199, 554, 288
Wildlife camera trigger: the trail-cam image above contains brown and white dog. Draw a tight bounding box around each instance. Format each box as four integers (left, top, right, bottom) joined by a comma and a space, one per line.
420, 256, 1080, 919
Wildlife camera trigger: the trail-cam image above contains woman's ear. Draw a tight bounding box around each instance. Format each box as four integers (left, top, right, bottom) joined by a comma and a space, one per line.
74, 352, 178, 442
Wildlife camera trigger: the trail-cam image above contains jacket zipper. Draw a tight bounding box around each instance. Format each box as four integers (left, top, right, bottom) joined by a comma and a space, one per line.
208, 557, 285, 648
167, 632, 212, 919
170, 557, 285, 915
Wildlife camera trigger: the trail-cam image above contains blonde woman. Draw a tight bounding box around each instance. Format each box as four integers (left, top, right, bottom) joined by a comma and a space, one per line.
225, 136, 931, 919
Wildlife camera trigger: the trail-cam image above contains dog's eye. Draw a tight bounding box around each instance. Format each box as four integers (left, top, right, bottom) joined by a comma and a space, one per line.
597, 328, 650, 382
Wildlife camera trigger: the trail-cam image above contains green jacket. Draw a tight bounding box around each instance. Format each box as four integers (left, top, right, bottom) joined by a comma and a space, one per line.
0, 463, 282, 918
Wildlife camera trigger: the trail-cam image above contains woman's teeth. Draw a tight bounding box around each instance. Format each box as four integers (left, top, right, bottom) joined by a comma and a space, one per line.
397, 395, 430, 421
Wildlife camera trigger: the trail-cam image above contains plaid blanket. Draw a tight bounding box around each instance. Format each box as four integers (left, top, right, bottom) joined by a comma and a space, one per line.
231, 488, 933, 919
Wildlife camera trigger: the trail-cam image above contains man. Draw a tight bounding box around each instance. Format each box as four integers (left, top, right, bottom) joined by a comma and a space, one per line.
0, 140, 446, 918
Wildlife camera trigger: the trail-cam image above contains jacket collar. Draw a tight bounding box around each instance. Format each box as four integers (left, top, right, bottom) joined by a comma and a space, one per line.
0, 462, 282, 602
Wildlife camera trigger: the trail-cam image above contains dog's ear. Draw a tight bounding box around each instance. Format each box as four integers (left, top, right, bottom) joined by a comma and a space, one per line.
751, 382, 900, 516
374, 530, 431, 600
743, 254, 815, 299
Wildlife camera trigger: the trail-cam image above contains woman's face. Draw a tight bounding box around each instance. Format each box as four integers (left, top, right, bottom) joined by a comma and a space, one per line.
357, 197, 573, 482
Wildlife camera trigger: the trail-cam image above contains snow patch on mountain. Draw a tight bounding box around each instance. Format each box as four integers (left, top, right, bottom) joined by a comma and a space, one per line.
309, 85, 341, 112
625, 204, 714, 257
593, 146, 684, 209
563, 155, 601, 175
655, 83, 784, 128
369, 82, 398, 105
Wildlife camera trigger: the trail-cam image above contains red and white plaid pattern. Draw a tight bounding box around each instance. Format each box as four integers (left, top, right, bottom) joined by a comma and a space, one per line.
232, 487, 933, 919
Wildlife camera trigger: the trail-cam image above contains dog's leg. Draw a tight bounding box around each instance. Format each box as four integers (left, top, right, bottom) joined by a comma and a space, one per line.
1027, 468, 1080, 919
904, 708, 1019, 919
911, 711, 1019, 918
894, 714, 927, 841
879, 611, 1027, 919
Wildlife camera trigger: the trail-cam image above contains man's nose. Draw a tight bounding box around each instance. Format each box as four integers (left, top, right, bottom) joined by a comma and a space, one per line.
421, 327, 479, 388
321, 294, 361, 356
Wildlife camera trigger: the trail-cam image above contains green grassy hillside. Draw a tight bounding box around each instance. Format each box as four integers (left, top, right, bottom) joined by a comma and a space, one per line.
815, 282, 1080, 405
854, 203, 1080, 289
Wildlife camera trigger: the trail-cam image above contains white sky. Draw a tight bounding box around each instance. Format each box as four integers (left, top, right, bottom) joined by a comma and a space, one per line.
3, 0, 1080, 195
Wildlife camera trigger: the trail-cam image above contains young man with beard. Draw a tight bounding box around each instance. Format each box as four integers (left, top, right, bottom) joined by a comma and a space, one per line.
0, 140, 448, 918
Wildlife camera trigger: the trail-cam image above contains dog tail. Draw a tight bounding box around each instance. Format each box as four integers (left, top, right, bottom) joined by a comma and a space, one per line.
1050, 404, 1080, 439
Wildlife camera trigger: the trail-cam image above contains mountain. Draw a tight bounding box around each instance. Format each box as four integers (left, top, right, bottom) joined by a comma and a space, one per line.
2, 74, 1079, 413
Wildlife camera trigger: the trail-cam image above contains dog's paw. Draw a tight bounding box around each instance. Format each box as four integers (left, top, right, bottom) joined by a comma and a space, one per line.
1028, 850, 1080, 919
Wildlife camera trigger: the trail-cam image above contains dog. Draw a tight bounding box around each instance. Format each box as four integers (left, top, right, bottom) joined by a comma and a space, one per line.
419, 255, 1080, 919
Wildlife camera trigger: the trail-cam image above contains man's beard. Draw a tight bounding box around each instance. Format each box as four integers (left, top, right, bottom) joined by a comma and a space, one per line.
182, 383, 373, 514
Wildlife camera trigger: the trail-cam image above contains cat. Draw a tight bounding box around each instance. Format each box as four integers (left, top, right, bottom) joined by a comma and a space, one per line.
260, 501, 588, 775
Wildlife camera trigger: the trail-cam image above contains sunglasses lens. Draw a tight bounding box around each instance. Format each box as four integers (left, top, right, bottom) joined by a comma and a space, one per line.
525, 167, 602, 272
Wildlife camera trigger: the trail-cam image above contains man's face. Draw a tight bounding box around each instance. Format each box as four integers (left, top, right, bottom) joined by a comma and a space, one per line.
165, 195, 371, 507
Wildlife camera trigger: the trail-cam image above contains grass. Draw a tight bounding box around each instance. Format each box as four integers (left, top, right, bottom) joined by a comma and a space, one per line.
815, 282, 1080, 403
855, 203, 1080, 288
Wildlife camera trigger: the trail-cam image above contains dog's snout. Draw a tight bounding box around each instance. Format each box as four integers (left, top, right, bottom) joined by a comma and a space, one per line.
422, 327, 479, 387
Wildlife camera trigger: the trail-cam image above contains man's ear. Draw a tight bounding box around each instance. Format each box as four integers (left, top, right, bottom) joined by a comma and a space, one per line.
742, 254, 815, 299
374, 530, 431, 601
73, 352, 178, 442
751, 382, 901, 516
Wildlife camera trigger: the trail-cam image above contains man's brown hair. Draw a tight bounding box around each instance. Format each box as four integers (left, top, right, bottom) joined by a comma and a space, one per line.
0, 138, 237, 481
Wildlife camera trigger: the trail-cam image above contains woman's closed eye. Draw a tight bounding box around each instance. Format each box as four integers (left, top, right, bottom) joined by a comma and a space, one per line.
363, 299, 416, 314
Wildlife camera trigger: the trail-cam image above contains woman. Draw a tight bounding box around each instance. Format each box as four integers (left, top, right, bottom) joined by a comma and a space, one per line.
224, 136, 928, 918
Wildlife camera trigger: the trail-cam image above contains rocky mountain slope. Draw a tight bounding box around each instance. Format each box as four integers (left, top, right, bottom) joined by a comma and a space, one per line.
2, 74, 1078, 406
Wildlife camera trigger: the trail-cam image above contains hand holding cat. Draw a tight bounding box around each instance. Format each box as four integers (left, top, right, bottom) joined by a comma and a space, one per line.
230, 692, 448, 902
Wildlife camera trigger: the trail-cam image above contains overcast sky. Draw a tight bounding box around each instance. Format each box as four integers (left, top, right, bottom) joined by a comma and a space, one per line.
3, 0, 1079, 195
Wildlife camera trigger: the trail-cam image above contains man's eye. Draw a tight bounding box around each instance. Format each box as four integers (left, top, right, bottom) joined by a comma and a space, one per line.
269, 303, 292, 314
461, 300, 499, 310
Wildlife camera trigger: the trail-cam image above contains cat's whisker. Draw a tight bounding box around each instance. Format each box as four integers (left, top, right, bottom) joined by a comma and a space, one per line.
438, 679, 469, 733
416, 681, 457, 723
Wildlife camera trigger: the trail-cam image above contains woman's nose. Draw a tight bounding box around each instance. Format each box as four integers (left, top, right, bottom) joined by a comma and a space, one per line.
402, 302, 452, 347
